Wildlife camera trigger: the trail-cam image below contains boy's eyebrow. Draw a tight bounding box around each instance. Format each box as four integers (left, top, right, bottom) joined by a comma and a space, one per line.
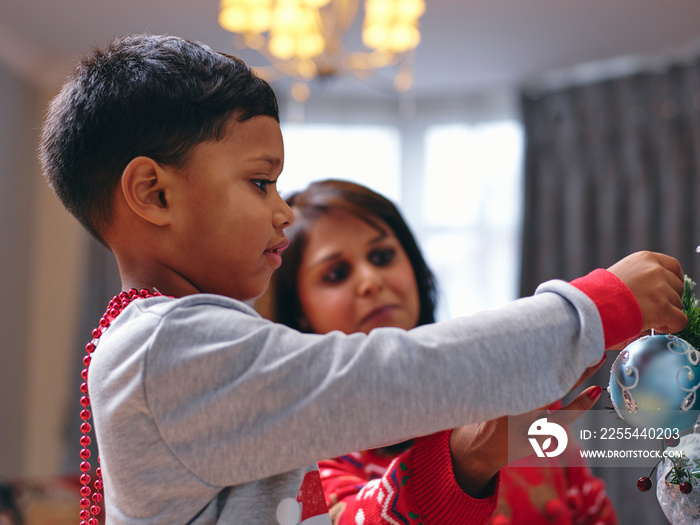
308, 232, 389, 269
249, 154, 282, 168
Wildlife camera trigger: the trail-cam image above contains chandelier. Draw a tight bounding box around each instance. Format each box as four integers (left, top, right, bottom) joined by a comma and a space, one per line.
218, 0, 425, 98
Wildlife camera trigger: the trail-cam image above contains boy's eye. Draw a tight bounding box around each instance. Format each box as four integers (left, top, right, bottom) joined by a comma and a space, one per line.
252, 179, 275, 193
368, 247, 395, 267
322, 261, 351, 284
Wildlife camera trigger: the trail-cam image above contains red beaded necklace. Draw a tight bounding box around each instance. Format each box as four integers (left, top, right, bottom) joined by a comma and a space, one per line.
79, 287, 166, 525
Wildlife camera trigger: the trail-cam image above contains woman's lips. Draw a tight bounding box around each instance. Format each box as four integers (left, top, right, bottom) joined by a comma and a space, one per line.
360, 304, 397, 326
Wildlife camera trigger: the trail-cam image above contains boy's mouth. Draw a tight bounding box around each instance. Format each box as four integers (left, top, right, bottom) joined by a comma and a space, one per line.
265, 238, 290, 255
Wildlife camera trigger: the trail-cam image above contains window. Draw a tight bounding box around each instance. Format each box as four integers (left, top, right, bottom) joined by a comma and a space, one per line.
422, 121, 523, 320
279, 123, 401, 203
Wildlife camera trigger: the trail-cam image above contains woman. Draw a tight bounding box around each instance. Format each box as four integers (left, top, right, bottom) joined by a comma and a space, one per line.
258, 179, 617, 524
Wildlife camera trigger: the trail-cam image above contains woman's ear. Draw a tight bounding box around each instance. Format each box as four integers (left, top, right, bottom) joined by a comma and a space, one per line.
120, 156, 173, 226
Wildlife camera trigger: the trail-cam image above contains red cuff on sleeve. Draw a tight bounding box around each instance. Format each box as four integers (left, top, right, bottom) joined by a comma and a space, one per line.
570, 268, 642, 348
409, 430, 499, 524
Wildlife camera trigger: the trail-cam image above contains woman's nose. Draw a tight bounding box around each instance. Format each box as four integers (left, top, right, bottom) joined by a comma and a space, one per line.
356, 265, 383, 297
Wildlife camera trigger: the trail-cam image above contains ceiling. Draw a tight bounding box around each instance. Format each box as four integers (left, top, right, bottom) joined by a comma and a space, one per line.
2, 0, 700, 100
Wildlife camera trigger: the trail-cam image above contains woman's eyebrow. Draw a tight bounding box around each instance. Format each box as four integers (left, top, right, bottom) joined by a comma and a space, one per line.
307, 232, 391, 269
368, 232, 388, 244
307, 251, 342, 270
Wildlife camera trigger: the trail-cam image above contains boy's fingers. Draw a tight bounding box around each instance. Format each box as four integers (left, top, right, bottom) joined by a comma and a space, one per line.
636, 255, 686, 334
658, 253, 685, 286
652, 284, 687, 333
660, 314, 688, 335
663, 265, 684, 300
654, 310, 689, 334
607, 252, 686, 335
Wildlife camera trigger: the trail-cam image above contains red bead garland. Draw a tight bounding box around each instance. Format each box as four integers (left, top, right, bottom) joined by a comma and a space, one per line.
79, 288, 166, 525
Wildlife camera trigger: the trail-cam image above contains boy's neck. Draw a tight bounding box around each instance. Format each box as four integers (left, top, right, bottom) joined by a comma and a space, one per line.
117, 260, 200, 299
110, 223, 201, 299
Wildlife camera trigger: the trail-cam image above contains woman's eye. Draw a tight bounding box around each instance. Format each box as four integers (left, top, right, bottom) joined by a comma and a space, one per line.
252, 179, 274, 193
368, 247, 395, 267
322, 262, 351, 284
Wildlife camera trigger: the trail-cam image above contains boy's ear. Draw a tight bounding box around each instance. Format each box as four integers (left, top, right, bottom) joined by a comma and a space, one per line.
120, 156, 173, 226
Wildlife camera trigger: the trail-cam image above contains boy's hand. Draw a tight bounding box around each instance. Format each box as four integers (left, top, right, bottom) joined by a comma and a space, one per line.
607, 251, 686, 334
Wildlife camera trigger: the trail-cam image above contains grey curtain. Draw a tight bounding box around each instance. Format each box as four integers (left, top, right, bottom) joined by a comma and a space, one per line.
521, 61, 700, 294
520, 58, 700, 524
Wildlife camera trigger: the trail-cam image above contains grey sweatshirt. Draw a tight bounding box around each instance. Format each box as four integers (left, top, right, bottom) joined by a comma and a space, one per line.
89, 279, 604, 524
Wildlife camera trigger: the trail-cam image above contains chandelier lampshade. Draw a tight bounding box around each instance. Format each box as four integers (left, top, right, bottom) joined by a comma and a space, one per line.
218, 0, 425, 96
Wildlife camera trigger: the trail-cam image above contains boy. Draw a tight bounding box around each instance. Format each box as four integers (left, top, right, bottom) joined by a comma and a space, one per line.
39, 34, 686, 524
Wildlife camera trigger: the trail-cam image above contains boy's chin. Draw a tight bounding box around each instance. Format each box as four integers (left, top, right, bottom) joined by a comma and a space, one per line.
242, 277, 274, 303
221, 269, 275, 303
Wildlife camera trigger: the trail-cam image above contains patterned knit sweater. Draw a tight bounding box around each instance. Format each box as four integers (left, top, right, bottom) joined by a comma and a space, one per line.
319, 427, 617, 525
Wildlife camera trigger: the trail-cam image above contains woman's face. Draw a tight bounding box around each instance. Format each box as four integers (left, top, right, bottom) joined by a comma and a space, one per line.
296, 209, 421, 335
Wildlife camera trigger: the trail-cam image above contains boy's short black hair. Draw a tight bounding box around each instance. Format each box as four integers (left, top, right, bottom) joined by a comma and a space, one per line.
39, 34, 280, 246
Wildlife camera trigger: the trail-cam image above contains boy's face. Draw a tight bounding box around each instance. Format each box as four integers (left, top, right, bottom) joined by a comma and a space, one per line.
167, 115, 293, 300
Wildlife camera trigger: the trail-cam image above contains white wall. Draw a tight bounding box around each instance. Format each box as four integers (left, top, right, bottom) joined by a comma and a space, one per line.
0, 63, 37, 477
0, 62, 88, 477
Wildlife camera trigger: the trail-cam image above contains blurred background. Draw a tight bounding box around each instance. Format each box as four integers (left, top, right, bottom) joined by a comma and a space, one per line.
3, 0, 700, 522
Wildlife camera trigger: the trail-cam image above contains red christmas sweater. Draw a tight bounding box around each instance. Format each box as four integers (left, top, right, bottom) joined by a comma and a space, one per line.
318, 269, 637, 524
320, 431, 498, 524
319, 428, 617, 525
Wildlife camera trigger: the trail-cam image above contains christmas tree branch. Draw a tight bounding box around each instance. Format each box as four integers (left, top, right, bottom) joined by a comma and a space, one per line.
673, 276, 700, 350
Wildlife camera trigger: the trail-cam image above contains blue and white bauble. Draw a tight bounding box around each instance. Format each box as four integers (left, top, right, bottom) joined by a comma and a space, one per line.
609, 334, 700, 431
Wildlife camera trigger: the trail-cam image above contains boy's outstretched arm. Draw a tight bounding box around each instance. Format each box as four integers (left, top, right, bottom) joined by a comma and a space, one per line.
426, 250, 689, 507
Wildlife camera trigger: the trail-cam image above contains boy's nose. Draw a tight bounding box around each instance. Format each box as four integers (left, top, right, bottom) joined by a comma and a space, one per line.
274, 196, 294, 228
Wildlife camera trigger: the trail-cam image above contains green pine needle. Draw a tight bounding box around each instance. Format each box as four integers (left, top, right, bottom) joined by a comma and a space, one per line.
673, 276, 700, 350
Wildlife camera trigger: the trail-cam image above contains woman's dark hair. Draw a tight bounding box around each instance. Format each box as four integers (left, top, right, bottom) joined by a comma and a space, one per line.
39, 34, 279, 247
267, 179, 438, 331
